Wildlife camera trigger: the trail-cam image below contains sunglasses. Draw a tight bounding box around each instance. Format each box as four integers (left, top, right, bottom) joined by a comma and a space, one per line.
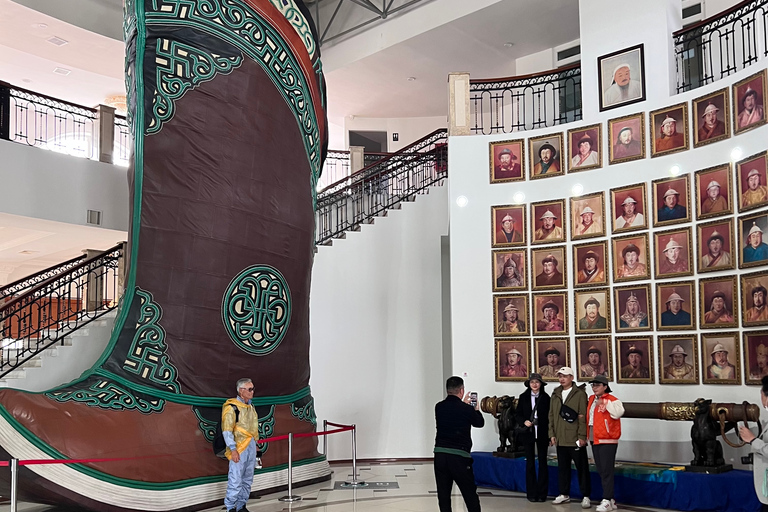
243, 387, 254, 392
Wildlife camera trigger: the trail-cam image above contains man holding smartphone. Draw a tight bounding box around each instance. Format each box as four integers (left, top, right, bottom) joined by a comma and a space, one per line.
434, 376, 484, 512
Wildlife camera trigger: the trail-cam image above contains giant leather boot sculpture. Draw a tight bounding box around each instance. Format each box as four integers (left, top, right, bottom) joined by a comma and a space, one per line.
0, 1, 328, 510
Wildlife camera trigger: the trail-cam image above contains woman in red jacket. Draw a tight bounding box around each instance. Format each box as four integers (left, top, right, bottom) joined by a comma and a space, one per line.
587, 375, 625, 512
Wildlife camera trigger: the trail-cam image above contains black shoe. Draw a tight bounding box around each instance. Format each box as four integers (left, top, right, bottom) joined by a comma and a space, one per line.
527, 497, 536, 502
237, 508, 250, 512
537, 497, 547, 502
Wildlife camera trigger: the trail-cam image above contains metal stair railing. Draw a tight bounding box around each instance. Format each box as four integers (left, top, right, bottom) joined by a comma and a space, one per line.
316, 129, 448, 245
0, 243, 125, 378
0, 253, 90, 300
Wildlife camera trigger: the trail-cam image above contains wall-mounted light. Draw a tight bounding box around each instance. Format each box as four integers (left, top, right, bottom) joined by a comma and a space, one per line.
513, 192, 525, 204
456, 195, 468, 207
731, 147, 743, 161
571, 184, 584, 196
670, 165, 681, 176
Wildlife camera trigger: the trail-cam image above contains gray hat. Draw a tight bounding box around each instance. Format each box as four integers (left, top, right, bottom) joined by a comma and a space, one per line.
588, 374, 612, 393
524, 373, 547, 388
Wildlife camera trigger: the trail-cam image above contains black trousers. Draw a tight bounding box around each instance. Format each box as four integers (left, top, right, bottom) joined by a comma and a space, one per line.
556, 445, 591, 498
591, 443, 617, 500
434, 452, 481, 512
522, 436, 549, 499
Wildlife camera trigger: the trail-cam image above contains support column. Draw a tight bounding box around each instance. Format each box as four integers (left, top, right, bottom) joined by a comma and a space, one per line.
96, 104, 116, 164
448, 72, 471, 136
349, 146, 364, 173
83, 249, 104, 312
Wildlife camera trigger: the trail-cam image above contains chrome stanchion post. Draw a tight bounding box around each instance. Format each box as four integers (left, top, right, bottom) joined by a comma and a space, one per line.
343, 424, 366, 487
278, 433, 301, 502
10, 458, 18, 512
323, 420, 328, 457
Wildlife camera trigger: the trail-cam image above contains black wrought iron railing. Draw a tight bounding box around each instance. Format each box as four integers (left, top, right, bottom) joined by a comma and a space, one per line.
469, 63, 582, 135
0, 253, 90, 300
675, 0, 768, 93
363, 152, 390, 167
316, 129, 447, 245
1, 82, 98, 159
114, 115, 132, 165
0, 244, 124, 377
318, 150, 351, 191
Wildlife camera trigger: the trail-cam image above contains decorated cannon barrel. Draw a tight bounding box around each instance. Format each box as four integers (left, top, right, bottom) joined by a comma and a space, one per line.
0, 0, 328, 510
621, 400, 760, 423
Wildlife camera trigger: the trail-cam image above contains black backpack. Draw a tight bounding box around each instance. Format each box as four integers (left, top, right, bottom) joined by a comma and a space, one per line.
213, 403, 262, 459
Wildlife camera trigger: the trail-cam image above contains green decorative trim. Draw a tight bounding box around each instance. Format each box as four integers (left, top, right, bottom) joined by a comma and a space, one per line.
0, 401, 325, 490
290, 397, 316, 425
148, 38, 243, 134
193, 409, 217, 443
221, 265, 291, 356
45, 379, 164, 414
266, 0, 316, 59
256, 405, 275, 454
122, 288, 182, 393
145, 0, 322, 190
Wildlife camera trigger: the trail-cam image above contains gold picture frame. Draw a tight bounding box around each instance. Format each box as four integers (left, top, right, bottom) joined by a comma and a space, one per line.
608, 112, 645, 164
693, 87, 731, 148
570, 191, 606, 240
656, 281, 696, 331
573, 240, 609, 288
567, 123, 602, 173
616, 336, 654, 384
610, 182, 648, 233
491, 204, 527, 248
701, 332, 741, 385
650, 102, 689, 158
489, 138, 526, 184
576, 336, 613, 381
612, 233, 651, 283
652, 173, 691, 227
528, 132, 565, 180
654, 227, 693, 279
533, 338, 571, 382
658, 335, 699, 384
614, 284, 652, 333
532, 292, 569, 336
696, 218, 735, 273
694, 163, 733, 220
495, 338, 531, 382
574, 287, 611, 335
531, 199, 566, 245
493, 294, 530, 336
698, 275, 738, 329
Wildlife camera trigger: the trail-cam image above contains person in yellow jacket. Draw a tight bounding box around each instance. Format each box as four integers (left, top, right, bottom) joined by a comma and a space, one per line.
223, 378, 260, 512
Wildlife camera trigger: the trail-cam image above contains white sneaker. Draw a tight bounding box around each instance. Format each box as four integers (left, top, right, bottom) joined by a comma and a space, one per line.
581, 497, 591, 508
596, 499, 616, 511
553, 495, 571, 504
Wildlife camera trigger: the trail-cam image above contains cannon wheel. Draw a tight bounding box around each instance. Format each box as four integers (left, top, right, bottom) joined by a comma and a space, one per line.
720, 401, 763, 448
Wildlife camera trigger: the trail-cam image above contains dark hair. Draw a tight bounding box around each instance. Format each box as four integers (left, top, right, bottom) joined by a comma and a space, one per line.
446, 376, 464, 394
762, 375, 768, 395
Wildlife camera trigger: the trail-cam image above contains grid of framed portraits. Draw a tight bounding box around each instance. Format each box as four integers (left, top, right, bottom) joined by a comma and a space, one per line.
485, 68, 768, 385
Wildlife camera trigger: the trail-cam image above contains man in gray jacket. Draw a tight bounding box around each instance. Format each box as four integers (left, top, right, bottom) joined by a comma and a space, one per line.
548, 367, 591, 508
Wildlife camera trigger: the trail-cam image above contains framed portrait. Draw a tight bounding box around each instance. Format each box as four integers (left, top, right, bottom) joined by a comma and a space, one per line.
737, 151, 768, 212
567, 124, 602, 172
733, 68, 767, 135
744, 331, 768, 385
616, 336, 654, 383
531, 199, 566, 244
614, 284, 652, 333
532, 292, 568, 336
654, 227, 693, 279
612, 233, 650, 282
694, 164, 732, 220
598, 43, 646, 112
528, 133, 565, 180
652, 174, 691, 227
493, 294, 530, 336
573, 241, 609, 288
570, 192, 605, 240
650, 102, 689, 157
492, 250, 527, 292
701, 332, 741, 385
576, 336, 613, 381
574, 288, 611, 335
491, 204, 527, 248
699, 276, 738, 329
489, 139, 525, 184
741, 271, 768, 327
531, 246, 567, 290
533, 338, 571, 381
693, 87, 731, 147
495, 339, 531, 382
608, 112, 645, 164
739, 211, 768, 269
696, 218, 735, 273
656, 281, 696, 330
610, 182, 648, 233
658, 335, 699, 384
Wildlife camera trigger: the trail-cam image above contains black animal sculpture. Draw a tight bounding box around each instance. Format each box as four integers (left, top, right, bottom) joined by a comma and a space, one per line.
690, 398, 734, 467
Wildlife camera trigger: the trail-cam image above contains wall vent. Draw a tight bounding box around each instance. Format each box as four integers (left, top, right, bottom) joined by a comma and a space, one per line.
53, 67, 71, 76
682, 1, 703, 26
555, 39, 581, 67
47, 36, 69, 46
87, 210, 102, 226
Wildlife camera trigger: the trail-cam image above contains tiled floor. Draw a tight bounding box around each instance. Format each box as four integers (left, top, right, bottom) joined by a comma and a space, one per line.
193, 462, 668, 512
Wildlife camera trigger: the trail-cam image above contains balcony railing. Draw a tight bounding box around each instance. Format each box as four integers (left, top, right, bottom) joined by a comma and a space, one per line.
675, 0, 768, 93
316, 129, 447, 245
0, 243, 124, 377
0, 253, 90, 300
469, 63, 582, 135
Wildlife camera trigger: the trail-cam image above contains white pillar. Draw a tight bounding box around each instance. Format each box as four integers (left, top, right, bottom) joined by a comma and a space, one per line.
448, 72, 471, 136
96, 104, 116, 164
349, 146, 365, 173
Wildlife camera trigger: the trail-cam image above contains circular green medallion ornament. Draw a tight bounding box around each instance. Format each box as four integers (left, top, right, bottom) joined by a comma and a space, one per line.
222, 265, 291, 355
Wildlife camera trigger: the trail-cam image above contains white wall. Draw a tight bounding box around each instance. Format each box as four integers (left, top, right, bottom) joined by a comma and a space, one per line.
703, 0, 743, 17
310, 185, 449, 459
448, 57, 768, 466
344, 115, 447, 152
515, 49, 554, 76
0, 140, 129, 231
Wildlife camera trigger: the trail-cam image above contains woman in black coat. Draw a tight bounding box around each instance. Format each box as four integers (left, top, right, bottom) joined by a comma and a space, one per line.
515, 372, 551, 502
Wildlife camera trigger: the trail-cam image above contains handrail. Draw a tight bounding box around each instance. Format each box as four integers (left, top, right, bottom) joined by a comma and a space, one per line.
0, 253, 89, 300
673, 0, 754, 36
3, 82, 98, 117
469, 62, 581, 86
0, 244, 124, 378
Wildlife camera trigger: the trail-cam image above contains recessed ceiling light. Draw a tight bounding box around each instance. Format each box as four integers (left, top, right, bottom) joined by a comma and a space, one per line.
456, 195, 468, 207
19, 250, 39, 255
53, 67, 71, 76
47, 36, 68, 46
504, 42, 514, 47
407, 76, 416, 81
35, 23, 48, 29
21, 78, 32, 83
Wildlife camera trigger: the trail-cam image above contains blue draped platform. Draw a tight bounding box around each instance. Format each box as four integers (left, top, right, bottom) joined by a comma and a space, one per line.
472, 451, 761, 512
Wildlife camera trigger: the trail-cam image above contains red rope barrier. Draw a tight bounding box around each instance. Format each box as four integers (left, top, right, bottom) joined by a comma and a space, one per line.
0, 425, 355, 467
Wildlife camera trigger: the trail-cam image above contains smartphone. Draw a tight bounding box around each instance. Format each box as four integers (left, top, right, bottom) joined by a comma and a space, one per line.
470, 392, 478, 407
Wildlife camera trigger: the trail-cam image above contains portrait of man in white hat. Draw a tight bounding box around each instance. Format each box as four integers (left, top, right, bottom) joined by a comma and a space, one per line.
601, 50, 644, 110
656, 185, 688, 223
533, 206, 564, 242
659, 287, 692, 328
747, 338, 768, 381
571, 194, 604, 238
663, 342, 696, 381
743, 219, 768, 264
735, 73, 765, 131
652, 110, 686, 155
740, 164, 768, 209
493, 207, 524, 246
657, 235, 689, 276
614, 194, 645, 230
699, 178, 728, 216
499, 343, 528, 378
705, 339, 736, 381
695, 97, 727, 144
